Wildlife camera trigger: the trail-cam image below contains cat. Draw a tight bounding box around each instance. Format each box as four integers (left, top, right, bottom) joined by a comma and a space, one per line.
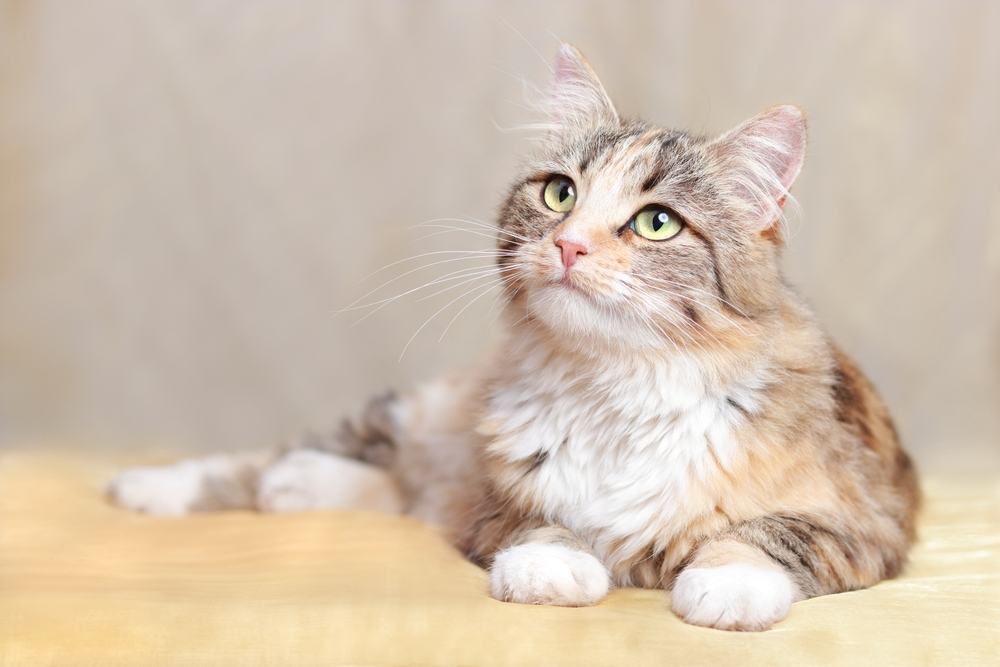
109, 44, 920, 632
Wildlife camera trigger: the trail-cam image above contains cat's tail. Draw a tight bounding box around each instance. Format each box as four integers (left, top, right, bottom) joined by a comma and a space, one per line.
293, 390, 402, 469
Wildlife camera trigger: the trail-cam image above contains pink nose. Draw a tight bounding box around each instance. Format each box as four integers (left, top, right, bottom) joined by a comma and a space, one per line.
555, 239, 588, 269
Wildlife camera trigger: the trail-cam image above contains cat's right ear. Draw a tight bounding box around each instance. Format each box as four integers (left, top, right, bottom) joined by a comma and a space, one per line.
544, 44, 619, 129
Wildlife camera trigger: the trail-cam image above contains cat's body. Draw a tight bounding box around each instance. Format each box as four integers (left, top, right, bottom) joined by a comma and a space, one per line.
109, 45, 919, 631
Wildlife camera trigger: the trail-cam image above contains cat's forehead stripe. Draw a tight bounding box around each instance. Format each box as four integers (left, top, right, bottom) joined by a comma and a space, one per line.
577, 127, 646, 173
575, 128, 687, 195
640, 134, 682, 193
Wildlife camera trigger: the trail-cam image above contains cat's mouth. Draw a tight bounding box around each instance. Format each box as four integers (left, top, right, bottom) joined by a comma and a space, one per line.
549, 273, 594, 300
525, 276, 638, 346
557, 273, 581, 291
526, 257, 619, 314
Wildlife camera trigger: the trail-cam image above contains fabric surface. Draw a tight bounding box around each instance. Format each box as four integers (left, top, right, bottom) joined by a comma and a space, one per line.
1, 448, 997, 666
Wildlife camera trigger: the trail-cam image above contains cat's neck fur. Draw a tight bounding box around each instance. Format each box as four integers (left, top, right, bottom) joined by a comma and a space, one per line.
496, 297, 792, 397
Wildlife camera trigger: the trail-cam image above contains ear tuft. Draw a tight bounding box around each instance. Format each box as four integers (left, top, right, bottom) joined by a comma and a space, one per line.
546, 44, 618, 129
712, 105, 807, 232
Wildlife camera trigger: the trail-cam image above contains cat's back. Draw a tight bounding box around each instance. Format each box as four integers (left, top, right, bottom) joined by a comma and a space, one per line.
827, 343, 921, 536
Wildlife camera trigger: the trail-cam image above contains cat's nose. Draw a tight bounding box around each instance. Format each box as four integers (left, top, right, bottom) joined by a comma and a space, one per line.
555, 238, 588, 270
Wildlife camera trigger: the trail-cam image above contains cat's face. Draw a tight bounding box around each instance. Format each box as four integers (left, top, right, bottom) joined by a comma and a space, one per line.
496, 46, 806, 351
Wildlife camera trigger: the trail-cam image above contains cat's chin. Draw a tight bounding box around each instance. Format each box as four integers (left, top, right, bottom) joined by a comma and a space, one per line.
523, 284, 652, 350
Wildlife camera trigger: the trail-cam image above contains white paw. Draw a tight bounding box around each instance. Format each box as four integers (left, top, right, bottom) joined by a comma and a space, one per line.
671, 563, 796, 631
490, 543, 610, 607
256, 449, 403, 514
107, 463, 205, 516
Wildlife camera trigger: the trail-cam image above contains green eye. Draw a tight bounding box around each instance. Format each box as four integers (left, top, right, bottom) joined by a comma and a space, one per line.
631, 207, 682, 241
543, 176, 576, 213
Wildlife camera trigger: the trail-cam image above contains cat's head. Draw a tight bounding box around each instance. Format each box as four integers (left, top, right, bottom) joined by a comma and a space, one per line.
497, 45, 806, 352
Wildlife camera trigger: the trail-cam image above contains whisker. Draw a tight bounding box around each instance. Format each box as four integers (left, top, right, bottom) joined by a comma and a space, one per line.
346, 266, 502, 320
437, 281, 502, 342
635, 297, 696, 352
631, 276, 758, 339
491, 117, 561, 135
501, 19, 553, 74
415, 217, 533, 243
398, 280, 502, 362
622, 285, 715, 353
413, 225, 512, 245
359, 249, 512, 283
642, 275, 753, 320
351, 261, 528, 325
414, 263, 524, 302
343, 254, 515, 311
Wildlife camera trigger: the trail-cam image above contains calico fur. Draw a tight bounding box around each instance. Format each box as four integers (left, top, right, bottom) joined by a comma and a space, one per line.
109, 45, 919, 632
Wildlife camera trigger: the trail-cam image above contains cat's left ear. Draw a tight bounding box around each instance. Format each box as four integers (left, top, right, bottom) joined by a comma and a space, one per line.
710, 105, 806, 234
545, 44, 619, 129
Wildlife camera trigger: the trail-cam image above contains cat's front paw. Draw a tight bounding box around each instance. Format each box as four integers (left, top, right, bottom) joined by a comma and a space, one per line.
107, 463, 205, 516
489, 543, 610, 607
671, 563, 796, 631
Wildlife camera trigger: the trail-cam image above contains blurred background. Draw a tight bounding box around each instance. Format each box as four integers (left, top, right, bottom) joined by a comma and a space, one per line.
0, 0, 997, 475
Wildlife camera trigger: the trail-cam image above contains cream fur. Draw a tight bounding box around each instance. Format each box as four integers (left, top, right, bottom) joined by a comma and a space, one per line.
108, 455, 259, 515
108, 461, 209, 516
257, 449, 404, 514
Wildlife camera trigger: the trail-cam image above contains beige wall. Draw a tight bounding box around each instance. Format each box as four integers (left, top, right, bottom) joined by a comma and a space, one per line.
1, 0, 997, 473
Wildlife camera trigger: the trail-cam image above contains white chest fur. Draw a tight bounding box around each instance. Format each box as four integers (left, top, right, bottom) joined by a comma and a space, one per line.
484, 336, 761, 572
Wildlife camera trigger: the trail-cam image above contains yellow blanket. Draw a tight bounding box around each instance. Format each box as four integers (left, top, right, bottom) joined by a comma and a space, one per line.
1, 449, 997, 666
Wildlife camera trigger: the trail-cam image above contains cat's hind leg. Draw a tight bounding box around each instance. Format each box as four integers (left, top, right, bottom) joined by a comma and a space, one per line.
107, 450, 271, 516
256, 449, 403, 513
108, 391, 406, 516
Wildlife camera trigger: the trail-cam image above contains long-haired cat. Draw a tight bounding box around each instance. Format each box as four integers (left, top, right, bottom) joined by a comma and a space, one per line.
109, 45, 919, 631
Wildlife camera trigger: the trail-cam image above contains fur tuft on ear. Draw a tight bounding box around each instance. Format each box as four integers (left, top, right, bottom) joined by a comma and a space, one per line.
711, 105, 807, 234
545, 44, 618, 129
